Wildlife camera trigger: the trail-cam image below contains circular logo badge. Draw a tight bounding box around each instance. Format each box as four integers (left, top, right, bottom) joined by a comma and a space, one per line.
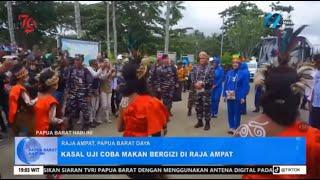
17, 138, 42, 164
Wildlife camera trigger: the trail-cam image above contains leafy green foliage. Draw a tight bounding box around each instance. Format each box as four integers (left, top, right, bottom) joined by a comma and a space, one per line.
0, 1, 275, 61
219, 1, 272, 58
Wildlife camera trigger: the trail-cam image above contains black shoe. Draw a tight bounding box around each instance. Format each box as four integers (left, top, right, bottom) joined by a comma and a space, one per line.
204, 122, 210, 131
252, 109, 260, 113
188, 109, 192, 116
93, 121, 101, 126
194, 122, 203, 128
211, 114, 218, 118
227, 129, 235, 135
89, 123, 96, 128
82, 126, 90, 131
300, 106, 307, 110
1, 128, 7, 133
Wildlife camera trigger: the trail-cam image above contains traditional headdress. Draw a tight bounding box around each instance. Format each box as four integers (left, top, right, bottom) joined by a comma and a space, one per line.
14, 67, 28, 79
35, 69, 59, 87
198, 51, 209, 59
255, 16, 315, 96
232, 58, 241, 64
45, 72, 59, 86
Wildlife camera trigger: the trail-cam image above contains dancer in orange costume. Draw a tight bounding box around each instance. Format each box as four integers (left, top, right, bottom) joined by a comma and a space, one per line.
117, 60, 169, 137
9, 63, 37, 136
236, 66, 320, 179
34, 69, 64, 136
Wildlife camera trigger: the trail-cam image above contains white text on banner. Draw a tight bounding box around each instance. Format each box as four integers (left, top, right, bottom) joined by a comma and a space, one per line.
14, 166, 44, 175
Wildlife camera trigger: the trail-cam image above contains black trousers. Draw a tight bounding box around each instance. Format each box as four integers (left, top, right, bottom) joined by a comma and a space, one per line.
310, 106, 320, 130
300, 95, 308, 109
111, 89, 121, 114
0, 113, 6, 132
0, 105, 8, 132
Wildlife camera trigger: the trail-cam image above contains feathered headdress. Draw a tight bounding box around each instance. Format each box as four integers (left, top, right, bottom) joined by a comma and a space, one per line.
255, 16, 315, 96
276, 25, 309, 66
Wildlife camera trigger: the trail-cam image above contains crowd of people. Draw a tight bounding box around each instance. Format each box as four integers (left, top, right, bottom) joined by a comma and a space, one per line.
0, 45, 128, 138
1, 45, 319, 139
0, 43, 319, 178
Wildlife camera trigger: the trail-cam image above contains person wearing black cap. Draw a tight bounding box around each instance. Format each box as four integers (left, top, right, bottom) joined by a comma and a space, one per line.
64, 54, 93, 131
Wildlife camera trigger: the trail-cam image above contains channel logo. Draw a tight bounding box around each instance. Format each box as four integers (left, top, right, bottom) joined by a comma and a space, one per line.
15, 137, 58, 165
273, 166, 306, 175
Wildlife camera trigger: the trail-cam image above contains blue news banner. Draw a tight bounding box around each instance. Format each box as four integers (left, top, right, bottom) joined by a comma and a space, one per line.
15, 137, 305, 165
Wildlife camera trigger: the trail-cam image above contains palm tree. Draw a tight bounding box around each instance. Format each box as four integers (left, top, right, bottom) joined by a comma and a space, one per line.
164, 1, 171, 54
163, 1, 185, 54
6, 1, 15, 44
104, 1, 111, 56
74, 1, 82, 38
112, 1, 117, 58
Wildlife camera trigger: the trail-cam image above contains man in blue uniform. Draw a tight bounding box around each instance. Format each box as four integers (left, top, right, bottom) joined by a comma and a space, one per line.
210, 56, 224, 118
223, 58, 247, 135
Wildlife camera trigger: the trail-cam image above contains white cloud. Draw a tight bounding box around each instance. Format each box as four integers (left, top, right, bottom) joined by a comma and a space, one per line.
176, 1, 320, 45
79, 1, 320, 45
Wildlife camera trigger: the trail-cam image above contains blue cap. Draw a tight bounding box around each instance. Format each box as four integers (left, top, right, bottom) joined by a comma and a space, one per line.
213, 56, 221, 65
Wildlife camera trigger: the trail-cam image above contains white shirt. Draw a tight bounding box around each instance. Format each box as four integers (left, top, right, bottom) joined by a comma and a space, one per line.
86, 66, 102, 78
112, 77, 118, 90
311, 70, 320, 107
307, 70, 318, 102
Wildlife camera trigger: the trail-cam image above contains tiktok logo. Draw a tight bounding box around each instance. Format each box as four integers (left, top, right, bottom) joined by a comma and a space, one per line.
273, 166, 280, 174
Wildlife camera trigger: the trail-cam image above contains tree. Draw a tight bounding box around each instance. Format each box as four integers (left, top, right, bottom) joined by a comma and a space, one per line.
226, 14, 266, 57
164, 1, 170, 54
74, 1, 82, 38
104, 1, 111, 56
55, 2, 76, 36
0, 1, 187, 56
0, 1, 61, 49
112, 1, 117, 58
219, 1, 269, 57
6, 1, 15, 44
221, 52, 233, 68
219, 1, 263, 31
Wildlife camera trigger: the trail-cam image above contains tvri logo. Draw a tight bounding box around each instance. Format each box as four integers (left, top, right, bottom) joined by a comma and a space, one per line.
16, 138, 57, 164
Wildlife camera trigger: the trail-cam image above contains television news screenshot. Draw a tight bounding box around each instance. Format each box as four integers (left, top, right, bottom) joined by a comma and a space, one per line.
0, 1, 320, 179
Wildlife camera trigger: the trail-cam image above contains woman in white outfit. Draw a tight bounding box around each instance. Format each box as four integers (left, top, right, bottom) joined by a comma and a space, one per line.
98, 59, 115, 123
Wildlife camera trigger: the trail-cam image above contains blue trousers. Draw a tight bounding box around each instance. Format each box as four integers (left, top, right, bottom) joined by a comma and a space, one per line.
227, 100, 242, 129
211, 97, 220, 116
53, 90, 64, 105
254, 86, 263, 110
211, 87, 222, 116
